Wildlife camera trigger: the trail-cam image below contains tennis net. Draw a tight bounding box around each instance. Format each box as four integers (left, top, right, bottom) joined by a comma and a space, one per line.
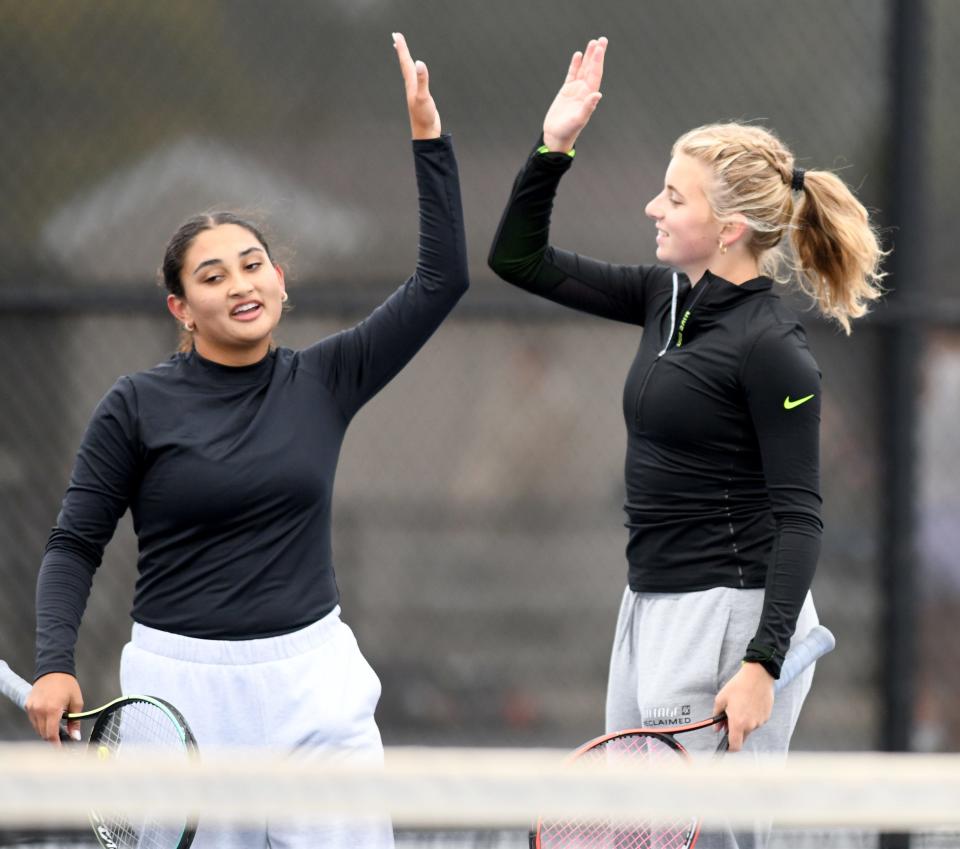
0, 744, 958, 848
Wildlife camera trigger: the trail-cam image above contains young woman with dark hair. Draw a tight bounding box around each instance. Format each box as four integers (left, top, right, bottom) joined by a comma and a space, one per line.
26, 33, 466, 849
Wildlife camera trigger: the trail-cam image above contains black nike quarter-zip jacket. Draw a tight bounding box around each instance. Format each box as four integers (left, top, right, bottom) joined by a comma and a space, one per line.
489, 143, 823, 676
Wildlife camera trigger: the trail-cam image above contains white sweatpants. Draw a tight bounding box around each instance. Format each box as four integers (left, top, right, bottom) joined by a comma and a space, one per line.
605, 586, 819, 849
120, 606, 394, 849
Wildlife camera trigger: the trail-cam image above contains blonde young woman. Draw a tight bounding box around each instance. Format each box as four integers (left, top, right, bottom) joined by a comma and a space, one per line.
488, 37, 884, 844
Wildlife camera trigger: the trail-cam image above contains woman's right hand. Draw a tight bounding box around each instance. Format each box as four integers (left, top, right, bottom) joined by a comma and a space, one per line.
25, 672, 83, 745
542, 36, 608, 153
393, 32, 442, 140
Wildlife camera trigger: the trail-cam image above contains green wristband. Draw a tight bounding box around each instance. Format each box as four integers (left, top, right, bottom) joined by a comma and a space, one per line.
536, 144, 575, 158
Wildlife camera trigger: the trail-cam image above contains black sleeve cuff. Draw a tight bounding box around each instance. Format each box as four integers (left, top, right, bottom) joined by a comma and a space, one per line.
529, 135, 577, 165
411, 133, 453, 152
743, 640, 786, 679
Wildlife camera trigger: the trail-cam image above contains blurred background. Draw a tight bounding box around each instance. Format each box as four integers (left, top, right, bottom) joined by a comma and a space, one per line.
0, 0, 957, 759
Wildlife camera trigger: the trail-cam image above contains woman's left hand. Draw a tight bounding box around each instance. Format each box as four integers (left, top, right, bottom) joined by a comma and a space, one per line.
713, 661, 775, 752
393, 32, 441, 140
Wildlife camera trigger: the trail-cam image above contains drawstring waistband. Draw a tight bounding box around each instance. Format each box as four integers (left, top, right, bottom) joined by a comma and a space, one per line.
130, 606, 343, 665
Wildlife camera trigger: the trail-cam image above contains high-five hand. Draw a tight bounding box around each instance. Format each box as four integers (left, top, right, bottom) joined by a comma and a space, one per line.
542, 36, 608, 153
393, 32, 442, 140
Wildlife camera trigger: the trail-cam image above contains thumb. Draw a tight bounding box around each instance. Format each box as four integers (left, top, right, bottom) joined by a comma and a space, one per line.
712, 692, 726, 718
415, 60, 429, 94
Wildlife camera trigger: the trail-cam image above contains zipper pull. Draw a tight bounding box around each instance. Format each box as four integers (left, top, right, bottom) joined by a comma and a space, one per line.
675, 308, 693, 348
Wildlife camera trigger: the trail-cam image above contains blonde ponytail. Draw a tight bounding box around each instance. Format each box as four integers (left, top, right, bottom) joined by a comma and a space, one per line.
789, 170, 886, 334
673, 123, 887, 334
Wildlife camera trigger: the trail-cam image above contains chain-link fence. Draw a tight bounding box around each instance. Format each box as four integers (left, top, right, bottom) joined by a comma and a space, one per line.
0, 0, 957, 757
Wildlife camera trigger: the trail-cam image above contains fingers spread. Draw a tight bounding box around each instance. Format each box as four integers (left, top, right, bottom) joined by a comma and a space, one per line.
576, 39, 596, 82
584, 36, 608, 90
565, 51, 583, 84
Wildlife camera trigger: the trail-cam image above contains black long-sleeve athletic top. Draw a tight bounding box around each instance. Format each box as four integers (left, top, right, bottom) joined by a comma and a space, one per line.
488, 144, 822, 677
35, 136, 468, 680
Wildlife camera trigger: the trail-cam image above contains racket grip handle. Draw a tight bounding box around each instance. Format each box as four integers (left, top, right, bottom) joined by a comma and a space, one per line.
0, 660, 76, 743
774, 625, 836, 692
0, 660, 32, 710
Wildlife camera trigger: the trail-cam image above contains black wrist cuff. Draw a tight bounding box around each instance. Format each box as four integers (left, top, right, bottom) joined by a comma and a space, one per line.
743, 640, 785, 679
531, 135, 576, 162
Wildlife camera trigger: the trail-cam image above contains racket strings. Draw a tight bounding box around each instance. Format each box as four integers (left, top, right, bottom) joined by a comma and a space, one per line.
541, 815, 696, 849
537, 734, 698, 849
93, 701, 191, 849
96, 701, 186, 752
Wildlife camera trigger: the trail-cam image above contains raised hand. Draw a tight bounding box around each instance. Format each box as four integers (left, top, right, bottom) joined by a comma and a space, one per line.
393, 32, 441, 140
542, 36, 608, 153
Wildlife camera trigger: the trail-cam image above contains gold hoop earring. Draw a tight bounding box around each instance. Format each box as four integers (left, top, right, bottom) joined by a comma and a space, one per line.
183, 321, 194, 332
718, 239, 728, 256
281, 292, 289, 303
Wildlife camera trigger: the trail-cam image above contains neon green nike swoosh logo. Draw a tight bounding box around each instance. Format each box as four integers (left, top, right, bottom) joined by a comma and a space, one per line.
783, 394, 815, 410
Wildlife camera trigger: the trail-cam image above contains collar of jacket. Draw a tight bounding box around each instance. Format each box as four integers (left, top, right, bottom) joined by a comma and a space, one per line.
687, 269, 774, 312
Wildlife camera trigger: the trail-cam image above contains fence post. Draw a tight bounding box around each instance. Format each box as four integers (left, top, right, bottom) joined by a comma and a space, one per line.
879, 0, 928, 846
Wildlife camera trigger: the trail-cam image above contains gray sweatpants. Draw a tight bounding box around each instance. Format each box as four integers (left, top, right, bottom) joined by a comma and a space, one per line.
120, 606, 394, 849
605, 586, 819, 849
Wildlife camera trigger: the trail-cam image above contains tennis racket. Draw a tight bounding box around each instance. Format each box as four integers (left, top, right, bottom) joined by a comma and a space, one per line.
532, 624, 836, 849
0, 659, 199, 849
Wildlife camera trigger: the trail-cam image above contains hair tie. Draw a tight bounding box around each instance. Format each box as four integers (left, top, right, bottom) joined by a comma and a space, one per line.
791, 168, 806, 192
